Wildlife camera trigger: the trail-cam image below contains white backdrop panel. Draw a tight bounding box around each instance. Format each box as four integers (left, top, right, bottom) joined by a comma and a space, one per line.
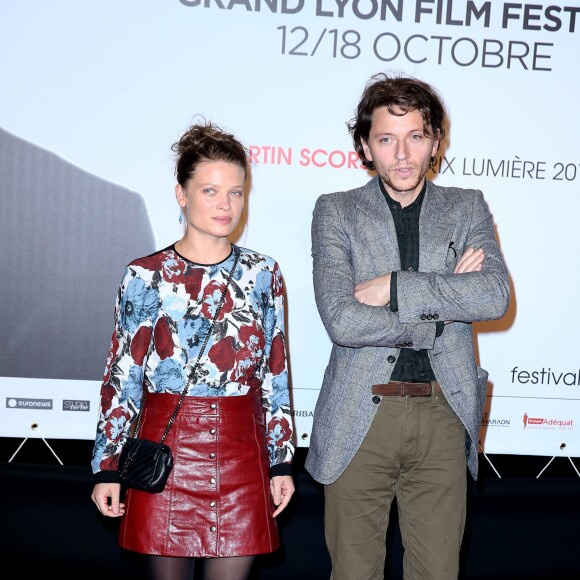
1, 1, 578, 455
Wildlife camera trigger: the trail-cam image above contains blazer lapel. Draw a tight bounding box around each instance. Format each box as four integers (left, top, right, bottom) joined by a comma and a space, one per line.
419, 181, 456, 272
354, 176, 401, 271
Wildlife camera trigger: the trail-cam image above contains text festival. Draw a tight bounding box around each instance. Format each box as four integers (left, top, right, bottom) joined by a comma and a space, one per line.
179, 0, 579, 32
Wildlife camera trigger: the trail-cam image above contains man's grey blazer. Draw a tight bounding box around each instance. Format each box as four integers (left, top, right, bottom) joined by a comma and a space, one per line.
305, 176, 510, 483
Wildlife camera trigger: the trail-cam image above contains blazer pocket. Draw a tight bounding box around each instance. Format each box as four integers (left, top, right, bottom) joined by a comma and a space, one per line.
445, 241, 459, 271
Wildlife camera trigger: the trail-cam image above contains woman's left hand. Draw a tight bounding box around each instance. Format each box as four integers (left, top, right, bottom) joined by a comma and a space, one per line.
270, 475, 295, 517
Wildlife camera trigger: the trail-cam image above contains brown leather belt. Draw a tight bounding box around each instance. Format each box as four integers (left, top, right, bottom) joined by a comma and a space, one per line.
372, 381, 442, 397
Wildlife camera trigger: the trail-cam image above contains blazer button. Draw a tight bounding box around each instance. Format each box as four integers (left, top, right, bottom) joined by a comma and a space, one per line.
395, 343, 402, 348
407, 342, 413, 348
387, 355, 395, 363
427, 314, 433, 320
433, 314, 439, 320
372, 396, 381, 405
420, 314, 427, 320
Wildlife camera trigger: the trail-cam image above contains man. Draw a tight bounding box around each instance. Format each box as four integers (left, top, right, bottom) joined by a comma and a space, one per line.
305, 73, 510, 579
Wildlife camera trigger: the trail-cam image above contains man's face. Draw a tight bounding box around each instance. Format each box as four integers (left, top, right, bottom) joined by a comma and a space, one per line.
362, 106, 439, 207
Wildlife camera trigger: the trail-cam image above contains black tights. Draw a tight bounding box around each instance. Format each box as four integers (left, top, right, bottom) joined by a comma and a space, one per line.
147, 554, 255, 580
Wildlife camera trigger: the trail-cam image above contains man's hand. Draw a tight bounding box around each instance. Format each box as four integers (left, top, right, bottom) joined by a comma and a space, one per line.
454, 247, 484, 273
354, 273, 392, 306
271, 475, 295, 517
91, 482, 125, 517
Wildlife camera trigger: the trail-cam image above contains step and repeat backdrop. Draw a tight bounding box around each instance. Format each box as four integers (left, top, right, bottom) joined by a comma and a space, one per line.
1, 1, 578, 459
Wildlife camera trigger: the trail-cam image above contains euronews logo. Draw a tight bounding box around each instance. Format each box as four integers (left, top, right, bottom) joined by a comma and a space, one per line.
6, 397, 53, 409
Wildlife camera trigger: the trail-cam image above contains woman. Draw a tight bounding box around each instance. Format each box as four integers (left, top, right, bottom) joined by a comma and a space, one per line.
91, 120, 295, 580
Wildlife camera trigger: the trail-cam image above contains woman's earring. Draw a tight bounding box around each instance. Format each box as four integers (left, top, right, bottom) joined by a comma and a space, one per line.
179, 209, 184, 224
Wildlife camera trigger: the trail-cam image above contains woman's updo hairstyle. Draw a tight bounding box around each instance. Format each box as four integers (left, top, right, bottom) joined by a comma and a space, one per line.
172, 118, 249, 187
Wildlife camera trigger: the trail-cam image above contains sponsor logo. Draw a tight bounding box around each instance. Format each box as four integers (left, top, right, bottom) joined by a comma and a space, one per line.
523, 412, 573, 430
481, 412, 510, 427
6, 397, 53, 410
291, 410, 314, 417
63, 400, 90, 412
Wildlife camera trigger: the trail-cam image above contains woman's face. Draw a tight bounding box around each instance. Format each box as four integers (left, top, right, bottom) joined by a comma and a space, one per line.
176, 160, 245, 241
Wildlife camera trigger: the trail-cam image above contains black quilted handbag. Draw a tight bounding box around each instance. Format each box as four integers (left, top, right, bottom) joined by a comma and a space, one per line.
117, 249, 239, 494
118, 437, 173, 493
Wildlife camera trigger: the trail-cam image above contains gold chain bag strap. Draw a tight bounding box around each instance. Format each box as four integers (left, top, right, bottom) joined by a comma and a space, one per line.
118, 248, 240, 493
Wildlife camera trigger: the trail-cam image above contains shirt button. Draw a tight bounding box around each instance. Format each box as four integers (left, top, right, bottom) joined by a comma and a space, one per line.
209, 452, 216, 459
210, 526, 216, 532
210, 477, 216, 484
210, 403, 217, 410
210, 428, 216, 435
210, 501, 216, 507
372, 396, 381, 405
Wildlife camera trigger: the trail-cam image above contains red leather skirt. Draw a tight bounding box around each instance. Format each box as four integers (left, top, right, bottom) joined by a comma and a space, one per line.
118, 389, 279, 557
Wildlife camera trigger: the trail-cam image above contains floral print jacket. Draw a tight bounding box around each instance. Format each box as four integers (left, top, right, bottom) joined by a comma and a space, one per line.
91, 244, 294, 483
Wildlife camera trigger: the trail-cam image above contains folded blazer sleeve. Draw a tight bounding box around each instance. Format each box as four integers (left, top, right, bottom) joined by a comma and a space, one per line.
396, 189, 510, 323
311, 194, 437, 349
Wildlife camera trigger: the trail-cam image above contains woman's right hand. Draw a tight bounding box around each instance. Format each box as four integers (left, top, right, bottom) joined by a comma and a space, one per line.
91, 482, 125, 517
